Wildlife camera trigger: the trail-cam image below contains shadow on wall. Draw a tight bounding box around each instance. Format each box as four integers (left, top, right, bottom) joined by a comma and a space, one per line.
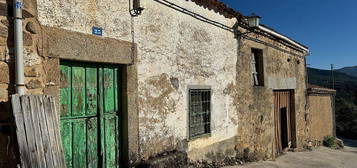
0, 14, 19, 163
0, 101, 19, 167
341, 138, 357, 148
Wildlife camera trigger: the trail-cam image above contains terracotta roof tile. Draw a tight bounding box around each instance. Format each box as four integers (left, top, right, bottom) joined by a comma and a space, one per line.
188, 0, 243, 19
308, 84, 336, 94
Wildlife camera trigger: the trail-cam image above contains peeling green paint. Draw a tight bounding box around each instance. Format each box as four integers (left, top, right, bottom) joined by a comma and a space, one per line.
60, 61, 120, 168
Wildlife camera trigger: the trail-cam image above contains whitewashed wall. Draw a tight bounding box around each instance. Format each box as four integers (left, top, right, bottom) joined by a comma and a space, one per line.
37, 0, 239, 160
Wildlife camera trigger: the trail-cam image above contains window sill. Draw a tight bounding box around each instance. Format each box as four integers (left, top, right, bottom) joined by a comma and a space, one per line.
189, 133, 211, 141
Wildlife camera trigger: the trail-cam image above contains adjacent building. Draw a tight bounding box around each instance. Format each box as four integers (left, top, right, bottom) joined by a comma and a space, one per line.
307, 84, 336, 146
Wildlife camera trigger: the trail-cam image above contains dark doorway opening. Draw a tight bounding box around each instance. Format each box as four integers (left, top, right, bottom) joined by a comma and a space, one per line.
280, 107, 289, 149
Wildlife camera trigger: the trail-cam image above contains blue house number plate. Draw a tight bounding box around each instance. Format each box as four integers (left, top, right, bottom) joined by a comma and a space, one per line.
15, 1, 23, 8
92, 27, 103, 36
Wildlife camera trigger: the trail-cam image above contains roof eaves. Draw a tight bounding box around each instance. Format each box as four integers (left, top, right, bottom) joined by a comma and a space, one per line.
188, 0, 243, 19
186, 0, 309, 53
258, 24, 309, 53
307, 84, 336, 94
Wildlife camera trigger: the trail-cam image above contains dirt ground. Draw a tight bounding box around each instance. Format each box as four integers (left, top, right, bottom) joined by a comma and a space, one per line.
226, 138, 357, 168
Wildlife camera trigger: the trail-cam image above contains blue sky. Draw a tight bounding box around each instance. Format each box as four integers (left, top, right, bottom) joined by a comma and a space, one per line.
220, 0, 357, 70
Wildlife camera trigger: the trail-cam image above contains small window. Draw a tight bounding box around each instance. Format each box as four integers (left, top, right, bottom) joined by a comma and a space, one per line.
251, 48, 264, 86
189, 88, 211, 139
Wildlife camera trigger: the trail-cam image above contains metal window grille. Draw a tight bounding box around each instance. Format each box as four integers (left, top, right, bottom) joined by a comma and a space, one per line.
189, 89, 211, 139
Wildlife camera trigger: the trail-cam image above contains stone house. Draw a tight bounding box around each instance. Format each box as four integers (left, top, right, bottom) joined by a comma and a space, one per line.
0, 0, 333, 167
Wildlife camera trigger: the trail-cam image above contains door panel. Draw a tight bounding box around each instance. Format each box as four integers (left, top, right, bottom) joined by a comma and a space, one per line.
60, 61, 120, 168
72, 65, 86, 117
103, 68, 115, 114
87, 118, 99, 168
72, 119, 87, 168
104, 115, 119, 168
86, 66, 98, 116
101, 66, 120, 168
60, 120, 73, 168
60, 64, 71, 117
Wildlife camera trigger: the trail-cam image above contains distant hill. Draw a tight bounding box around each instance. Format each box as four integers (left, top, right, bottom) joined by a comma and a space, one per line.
308, 67, 357, 139
337, 66, 357, 78
307, 67, 357, 88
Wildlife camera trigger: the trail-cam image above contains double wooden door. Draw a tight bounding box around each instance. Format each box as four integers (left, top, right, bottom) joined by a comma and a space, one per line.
60, 61, 120, 168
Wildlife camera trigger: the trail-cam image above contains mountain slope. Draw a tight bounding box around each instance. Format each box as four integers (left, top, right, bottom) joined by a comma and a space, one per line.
337, 66, 357, 78
308, 67, 357, 88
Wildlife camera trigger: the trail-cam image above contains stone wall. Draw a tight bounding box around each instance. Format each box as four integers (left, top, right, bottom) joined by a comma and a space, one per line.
0, 0, 47, 166
307, 94, 335, 146
231, 30, 308, 159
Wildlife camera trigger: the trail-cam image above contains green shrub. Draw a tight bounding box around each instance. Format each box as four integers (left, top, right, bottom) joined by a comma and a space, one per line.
323, 136, 336, 147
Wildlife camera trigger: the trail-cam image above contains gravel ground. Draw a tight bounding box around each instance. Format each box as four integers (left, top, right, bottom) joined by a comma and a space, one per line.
225, 139, 357, 168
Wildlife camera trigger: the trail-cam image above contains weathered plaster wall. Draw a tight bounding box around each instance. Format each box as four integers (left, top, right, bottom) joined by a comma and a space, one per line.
37, 0, 240, 162
134, 1, 239, 162
307, 95, 334, 145
37, 0, 132, 42
35, 0, 309, 164
0, 0, 309, 166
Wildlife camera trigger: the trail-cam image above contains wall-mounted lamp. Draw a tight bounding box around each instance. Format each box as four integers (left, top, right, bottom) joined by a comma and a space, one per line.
130, 0, 144, 17
234, 13, 261, 39
246, 13, 261, 28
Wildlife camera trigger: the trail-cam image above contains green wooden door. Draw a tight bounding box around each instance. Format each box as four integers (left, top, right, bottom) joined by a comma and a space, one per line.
60, 61, 120, 168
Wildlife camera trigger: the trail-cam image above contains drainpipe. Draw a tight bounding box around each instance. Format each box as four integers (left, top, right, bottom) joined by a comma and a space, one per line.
13, 0, 25, 95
